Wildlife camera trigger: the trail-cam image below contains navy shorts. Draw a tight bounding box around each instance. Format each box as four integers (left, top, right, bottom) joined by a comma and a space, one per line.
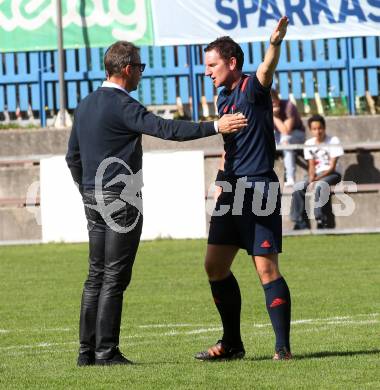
208, 172, 282, 256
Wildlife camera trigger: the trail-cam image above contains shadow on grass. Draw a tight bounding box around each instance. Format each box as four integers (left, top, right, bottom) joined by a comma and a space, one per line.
249, 349, 380, 361
81, 350, 380, 367
84, 361, 186, 368
124, 349, 380, 365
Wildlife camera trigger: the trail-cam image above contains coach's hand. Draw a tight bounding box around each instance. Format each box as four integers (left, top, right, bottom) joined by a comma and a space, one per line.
217, 113, 247, 134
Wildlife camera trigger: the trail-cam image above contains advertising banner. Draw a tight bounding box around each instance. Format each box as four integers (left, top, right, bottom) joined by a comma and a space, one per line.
151, 0, 380, 45
0, 0, 153, 52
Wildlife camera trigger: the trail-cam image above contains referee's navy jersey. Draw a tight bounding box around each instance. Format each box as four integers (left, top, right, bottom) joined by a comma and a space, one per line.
218, 73, 276, 178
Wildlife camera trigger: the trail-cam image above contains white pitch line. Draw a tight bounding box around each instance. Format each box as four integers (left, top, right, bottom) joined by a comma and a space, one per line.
1, 313, 378, 353
163, 327, 222, 336
0, 341, 77, 351
138, 313, 379, 330
0, 327, 73, 335
4, 339, 164, 357
321, 320, 379, 325
160, 319, 379, 336
3, 318, 379, 356
133, 317, 380, 338
4, 348, 78, 358
284, 321, 380, 335
1, 313, 377, 335
139, 323, 205, 329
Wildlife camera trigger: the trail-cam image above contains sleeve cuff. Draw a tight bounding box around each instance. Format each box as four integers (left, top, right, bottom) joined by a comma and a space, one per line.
214, 121, 219, 133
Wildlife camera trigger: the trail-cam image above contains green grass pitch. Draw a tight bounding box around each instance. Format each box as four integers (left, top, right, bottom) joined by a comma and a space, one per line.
0, 235, 379, 389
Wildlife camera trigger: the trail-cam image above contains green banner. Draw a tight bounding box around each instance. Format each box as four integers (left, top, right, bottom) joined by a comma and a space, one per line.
0, 0, 153, 52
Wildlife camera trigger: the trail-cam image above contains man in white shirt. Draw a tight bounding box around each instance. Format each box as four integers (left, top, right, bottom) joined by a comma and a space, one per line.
290, 114, 344, 229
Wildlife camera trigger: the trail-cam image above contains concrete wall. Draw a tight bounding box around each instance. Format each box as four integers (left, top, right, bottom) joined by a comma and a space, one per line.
1, 115, 379, 241
0, 166, 39, 199
280, 191, 380, 231
0, 208, 41, 241
204, 151, 380, 193
1, 115, 379, 157
0, 128, 70, 156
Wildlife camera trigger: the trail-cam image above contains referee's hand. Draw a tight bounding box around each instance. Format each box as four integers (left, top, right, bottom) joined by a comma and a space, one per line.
270, 16, 289, 46
218, 113, 247, 134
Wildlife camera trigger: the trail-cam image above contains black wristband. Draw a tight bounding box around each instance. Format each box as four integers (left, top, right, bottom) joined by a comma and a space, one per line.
215, 169, 226, 182
270, 39, 283, 46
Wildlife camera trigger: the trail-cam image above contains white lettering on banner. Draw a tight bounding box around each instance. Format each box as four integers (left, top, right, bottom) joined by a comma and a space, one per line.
25, 0, 45, 14
0, 0, 147, 41
109, 0, 147, 41
215, 0, 380, 29
151, 0, 380, 45
11, 0, 52, 30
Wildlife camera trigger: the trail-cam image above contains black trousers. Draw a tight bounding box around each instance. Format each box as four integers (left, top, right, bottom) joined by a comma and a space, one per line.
79, 190, 143, 359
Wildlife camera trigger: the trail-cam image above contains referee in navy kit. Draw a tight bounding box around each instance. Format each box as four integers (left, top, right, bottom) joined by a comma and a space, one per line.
66, 40, 247, 366
195, 17, 293, 361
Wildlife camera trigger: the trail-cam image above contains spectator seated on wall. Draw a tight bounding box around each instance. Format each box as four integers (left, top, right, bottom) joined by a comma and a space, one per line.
271, 89, 305, 186
290, 114, 344, 230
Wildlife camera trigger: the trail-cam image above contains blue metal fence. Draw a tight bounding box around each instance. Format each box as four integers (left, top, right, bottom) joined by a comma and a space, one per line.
0, 37, 379, 126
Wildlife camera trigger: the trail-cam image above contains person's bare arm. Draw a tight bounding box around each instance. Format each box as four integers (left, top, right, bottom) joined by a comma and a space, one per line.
214, 152, 226, 201
257, 16, 289, 88
217, 113, 247, 134
314, 157, 338, 181
218, 152, 225, 170
308, 159, 316, 182
273, 116, 295, 135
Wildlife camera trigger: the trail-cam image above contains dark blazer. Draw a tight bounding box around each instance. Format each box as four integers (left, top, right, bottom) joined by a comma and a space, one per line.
66, 87, 216, 191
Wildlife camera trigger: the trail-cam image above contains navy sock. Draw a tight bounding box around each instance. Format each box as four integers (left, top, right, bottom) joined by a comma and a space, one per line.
262, 277, 291, 351
210, 273, 242, 348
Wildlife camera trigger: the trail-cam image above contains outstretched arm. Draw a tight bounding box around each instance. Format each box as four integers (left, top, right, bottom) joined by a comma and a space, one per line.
257, 16, 288, 88
122, 99, 247, 141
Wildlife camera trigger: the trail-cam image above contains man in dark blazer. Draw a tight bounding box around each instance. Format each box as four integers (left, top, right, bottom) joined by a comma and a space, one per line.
66, 40, 247, 366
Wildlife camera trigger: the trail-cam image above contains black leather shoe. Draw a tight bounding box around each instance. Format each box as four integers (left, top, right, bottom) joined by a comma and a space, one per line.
95, 348, 133, 366
77, 351, 95, 367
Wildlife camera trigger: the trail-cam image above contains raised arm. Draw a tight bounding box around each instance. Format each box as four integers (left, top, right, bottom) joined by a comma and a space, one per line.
257, 16, 288, 88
